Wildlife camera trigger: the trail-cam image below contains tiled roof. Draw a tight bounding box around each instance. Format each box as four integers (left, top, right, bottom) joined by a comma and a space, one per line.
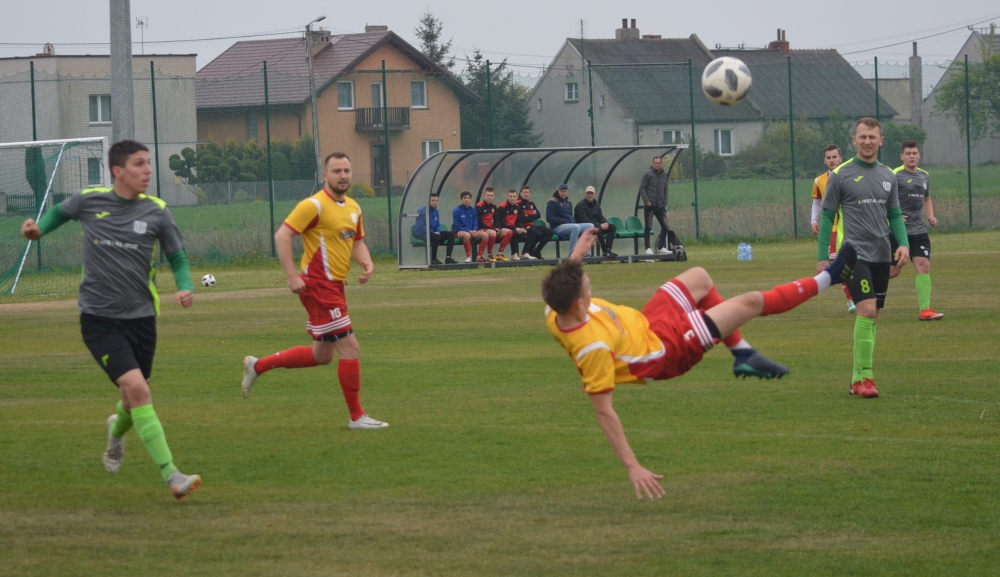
567, 37, 712, 66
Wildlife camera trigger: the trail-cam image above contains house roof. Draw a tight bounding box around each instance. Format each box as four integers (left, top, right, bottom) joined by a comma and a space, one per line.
566, 37, 713, 66
587, 44, 896, 124
196, 31, 470, 109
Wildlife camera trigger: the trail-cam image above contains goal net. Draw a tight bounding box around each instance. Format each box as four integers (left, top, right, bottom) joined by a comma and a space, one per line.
0, 137, 109, 297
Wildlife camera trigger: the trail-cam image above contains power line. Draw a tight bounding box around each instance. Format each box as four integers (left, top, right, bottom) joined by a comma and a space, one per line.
837, 14, 1000, 55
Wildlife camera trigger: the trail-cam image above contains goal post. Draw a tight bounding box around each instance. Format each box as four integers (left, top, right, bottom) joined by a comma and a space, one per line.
0, 137, 109, 297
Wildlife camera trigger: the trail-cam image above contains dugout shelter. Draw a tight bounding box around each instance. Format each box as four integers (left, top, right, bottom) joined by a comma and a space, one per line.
397, 145, 686, 269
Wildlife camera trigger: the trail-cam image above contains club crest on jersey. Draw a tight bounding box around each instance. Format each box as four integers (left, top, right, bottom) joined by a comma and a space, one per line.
133, 220, 148, 234
882, 181, 892, 191
339, 229, 357, 240
350, 212, 359, 224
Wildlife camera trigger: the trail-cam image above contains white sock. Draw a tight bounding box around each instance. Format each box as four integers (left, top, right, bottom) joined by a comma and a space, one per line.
814, 271, 832, 292
728, 338, 752, 351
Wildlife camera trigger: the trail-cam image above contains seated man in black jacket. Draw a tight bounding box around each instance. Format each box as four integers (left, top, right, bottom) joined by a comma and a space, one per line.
574, 186, 618, 257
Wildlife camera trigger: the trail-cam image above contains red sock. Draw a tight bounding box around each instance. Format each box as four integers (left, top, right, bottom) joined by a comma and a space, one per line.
338, 359, 365, 420
761, 278, 819, 316
254, 346, 317, 374
843, 283, 852, 300
463, 239, 472, 257
698, 286, 743, 347
498, 229, 511, 252
478, 238, 488, 257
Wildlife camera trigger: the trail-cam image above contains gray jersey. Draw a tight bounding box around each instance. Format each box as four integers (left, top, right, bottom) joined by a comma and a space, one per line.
893, 166, 929, 235
59, 187, 185, 318
822, 158, 900, 263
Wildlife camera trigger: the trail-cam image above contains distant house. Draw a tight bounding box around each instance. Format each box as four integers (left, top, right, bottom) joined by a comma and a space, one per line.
197, 26, 471, 194
922, 28, 1000, 165
0, 48, 197, 204
529, 21, 895, 156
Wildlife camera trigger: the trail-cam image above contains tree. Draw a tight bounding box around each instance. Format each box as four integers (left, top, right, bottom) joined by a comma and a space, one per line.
414, 10, 454, 71
460, 50, 542, 149
881, 122, 927, 162
934, 25, 1000, 141
168, 136, 315, 186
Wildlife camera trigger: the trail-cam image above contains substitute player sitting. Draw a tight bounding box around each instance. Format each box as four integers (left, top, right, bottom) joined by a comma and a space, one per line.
543, 228, 858, 499
241, 152, 387, 429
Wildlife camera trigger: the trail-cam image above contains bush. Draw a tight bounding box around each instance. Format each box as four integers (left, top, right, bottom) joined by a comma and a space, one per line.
348, 183, 376, 198
231, 190, 253, 204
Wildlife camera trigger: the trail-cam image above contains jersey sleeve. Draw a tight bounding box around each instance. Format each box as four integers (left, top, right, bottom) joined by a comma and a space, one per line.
157, 208, 185, 255
59, 191, 84, 220
355, 211, 365, 241
923, 172, 930, 198
811, 176, 822, 200
283, 198, 320, 234
821, 173, 841, 212
576, 343, 617, 395
887, 175, 901, 211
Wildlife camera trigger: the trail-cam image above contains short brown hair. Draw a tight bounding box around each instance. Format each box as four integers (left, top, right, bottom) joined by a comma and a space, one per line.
541, 261, 585, 314
520, 185, 531, 192
460, 190, 472, 199
823, 144, 841, 155
323, 152, 351, 167
108, 140, 149, 171
900, 140, 920, 153
855, 117, 881, 133
484, 186, 494, 192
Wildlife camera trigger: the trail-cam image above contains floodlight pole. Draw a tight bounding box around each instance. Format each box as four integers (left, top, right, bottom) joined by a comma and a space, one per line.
305, 16, 326, 190
587, 60, 596, 146
787, 56, 798, 237
110, 0, 136, 142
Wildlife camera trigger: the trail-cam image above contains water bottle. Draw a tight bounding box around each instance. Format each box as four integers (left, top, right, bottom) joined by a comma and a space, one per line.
737, 242, 746, 261
746, 243, 753, 261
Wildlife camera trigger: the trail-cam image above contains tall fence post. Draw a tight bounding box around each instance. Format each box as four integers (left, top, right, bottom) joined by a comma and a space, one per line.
965, 54, 973, 228
264, 61, 276, 258
787, 56, 798, 237
688, 59, 700, 240
381, 60, 394, 252
587, 60, 596, 146
486, 60, 492, 149
30, 61, 40, 270
874, 56, 881, 162
150, 61, 161, 198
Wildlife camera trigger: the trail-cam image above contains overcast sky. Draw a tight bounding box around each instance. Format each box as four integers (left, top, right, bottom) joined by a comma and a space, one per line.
1, 0, 998, 73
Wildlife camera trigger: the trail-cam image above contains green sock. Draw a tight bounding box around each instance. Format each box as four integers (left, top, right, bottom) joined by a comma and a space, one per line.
915, 273, 931, 310
853, 316, 876, 382
110, 401, 133, 438
131, 404, 178, 482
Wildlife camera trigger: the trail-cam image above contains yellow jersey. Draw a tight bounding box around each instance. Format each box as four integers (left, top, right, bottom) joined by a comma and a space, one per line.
545, 298, 665, 395
283, 188, 364, 282
812, 172, 829, 200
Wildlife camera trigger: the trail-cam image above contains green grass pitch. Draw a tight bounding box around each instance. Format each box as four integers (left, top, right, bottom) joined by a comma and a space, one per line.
1, 231, 999, 576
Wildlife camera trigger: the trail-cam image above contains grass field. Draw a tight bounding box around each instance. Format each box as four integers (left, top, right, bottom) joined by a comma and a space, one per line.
2, 231, 999, 576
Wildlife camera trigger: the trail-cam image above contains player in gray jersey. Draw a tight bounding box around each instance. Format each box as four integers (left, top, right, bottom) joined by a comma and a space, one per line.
889, 140, 943, 321
817, 118, 910, 399
20, 140, 202, 500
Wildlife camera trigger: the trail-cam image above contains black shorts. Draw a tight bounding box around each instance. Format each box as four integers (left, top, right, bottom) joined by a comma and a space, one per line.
891, 233, 931, 263
80, 313, 157, 384
847, 261, 890, 309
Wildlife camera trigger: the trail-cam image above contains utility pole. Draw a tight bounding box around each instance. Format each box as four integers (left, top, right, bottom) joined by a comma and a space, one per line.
305, 16, 326, 190
110, 0, 136, 142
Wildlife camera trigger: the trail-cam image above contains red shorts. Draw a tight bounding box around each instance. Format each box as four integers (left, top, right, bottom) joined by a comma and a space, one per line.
639, 280, 716, 380
298, 274, 352, 339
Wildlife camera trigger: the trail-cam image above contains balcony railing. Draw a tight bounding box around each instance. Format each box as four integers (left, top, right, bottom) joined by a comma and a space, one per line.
355, 107, 410, 131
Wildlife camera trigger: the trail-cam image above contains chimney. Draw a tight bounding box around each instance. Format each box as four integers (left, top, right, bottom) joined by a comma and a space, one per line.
615, 18, 640, 41
308, 27, 331, 57
364, 25, 388, 33
768, 29, 790, 54
35, 43, 55, 57
909, 42, 923, 127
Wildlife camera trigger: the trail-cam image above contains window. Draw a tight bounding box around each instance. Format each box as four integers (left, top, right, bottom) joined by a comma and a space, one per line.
246, 111, 258, 141
421, 140, 442, 160
89, 95, 111, 123
411, 80, 427, 108
536, 98, 542, 111
599, 94, 606, 107
565, 82, 579, 102
714, 129, 733, 155
87, 158, 103, 185
337, 81, 354, 110
371, 83, 383, 108
663, 130, 683, 145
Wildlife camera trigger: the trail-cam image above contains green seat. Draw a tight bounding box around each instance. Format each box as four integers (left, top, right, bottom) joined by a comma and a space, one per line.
625, 216, 645, 254
410, 224, 425, 247
608, 217, 634, 237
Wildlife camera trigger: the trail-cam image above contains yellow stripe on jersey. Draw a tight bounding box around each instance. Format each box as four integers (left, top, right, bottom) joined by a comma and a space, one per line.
283, 189, 364, 281
546, 298, 664, 395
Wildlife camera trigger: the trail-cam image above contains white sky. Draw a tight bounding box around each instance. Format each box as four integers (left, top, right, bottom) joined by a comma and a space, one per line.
1, 0, 998, 73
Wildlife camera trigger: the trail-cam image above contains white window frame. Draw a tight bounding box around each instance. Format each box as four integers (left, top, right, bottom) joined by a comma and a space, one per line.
714, 129, 733, 156
87, 158, 104, 185
337, 81, 354, 110
599, 94, 606, 107
246, 110, 258, 141
411, 80, 427, 109
663, 130, 683, 145
564, 82, 579, 102
89, 94, 112, 124
536, 98, 542, 111
421, 140, 442, 160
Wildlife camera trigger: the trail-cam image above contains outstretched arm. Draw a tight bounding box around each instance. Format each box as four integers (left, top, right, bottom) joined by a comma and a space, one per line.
21, 203, 71, 240
568, 227, 598, 262
590, 392, 664, 500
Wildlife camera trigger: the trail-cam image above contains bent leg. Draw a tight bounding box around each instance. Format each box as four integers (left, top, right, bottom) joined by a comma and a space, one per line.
119, 370, 178, 481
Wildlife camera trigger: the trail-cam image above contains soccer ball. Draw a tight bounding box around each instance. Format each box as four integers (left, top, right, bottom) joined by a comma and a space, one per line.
201, 274, 216, 288
701, 57, 752, 106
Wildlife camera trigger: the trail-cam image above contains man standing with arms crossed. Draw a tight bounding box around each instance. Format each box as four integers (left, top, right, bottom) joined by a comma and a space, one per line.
818, 118, 910, 399
639, 156, 671, 256
20, 140, 202, 500
811, 144, 855, 314
242, 153, 387, 429
889, 141, 943, 321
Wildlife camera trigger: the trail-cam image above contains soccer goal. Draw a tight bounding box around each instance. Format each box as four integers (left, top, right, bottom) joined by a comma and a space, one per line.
0, 137, 109, 297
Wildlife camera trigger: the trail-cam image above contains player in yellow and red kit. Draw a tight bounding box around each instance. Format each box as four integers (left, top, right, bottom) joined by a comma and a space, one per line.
812, 144, 855, 314
543, 229, 858, 498
240, 152, 387, 429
